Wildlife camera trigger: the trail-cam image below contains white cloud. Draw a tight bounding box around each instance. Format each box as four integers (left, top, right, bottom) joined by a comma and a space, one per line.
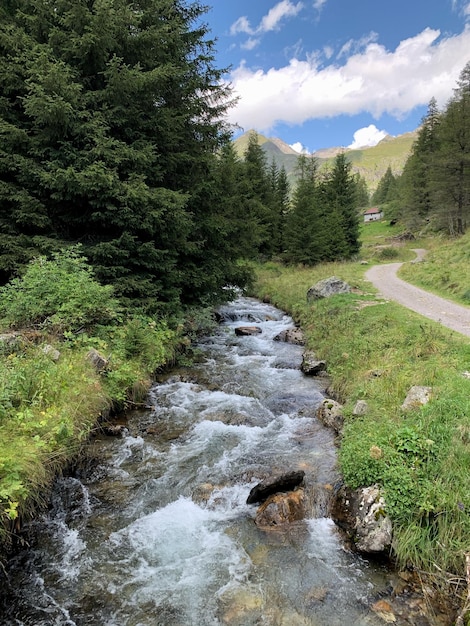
241, 38, 260, 51
348, 125, 388, 149
227, 27, 470, 132
290, 141, 310, 153
230, 1, 304, 39
338, 32, 378, 59
313, 0, 328, 10
230, 16, 253, 36
260, 1, 304, 32
323, 45, 334, 59
464, 2, 470, 16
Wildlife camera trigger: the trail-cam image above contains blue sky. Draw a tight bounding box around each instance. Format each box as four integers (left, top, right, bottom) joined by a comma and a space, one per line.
206, 0, 470, 153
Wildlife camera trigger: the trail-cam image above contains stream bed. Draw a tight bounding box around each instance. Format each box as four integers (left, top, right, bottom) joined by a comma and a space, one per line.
1, 297, 407, 625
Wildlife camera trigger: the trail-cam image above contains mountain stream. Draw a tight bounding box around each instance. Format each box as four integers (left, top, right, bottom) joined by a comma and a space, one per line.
1, 297, 399, 625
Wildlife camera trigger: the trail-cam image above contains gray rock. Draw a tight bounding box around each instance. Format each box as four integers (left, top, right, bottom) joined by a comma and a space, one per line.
353, 400, 368, 416
331, 484, 392, 554
401, 386, 432, 410
301, 350, 327, 375
42, 344, 60, 361
316, 399, 344, 433
354, 485, 393, 553
307, 276, 351, 302
86, 348, 109, 373
273, 328, 305, 345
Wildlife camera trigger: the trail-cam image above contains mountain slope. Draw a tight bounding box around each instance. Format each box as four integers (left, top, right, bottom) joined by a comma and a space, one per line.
233, 129, 418, 192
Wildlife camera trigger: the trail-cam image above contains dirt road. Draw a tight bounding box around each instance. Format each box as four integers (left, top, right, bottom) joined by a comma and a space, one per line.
365, 249, 470, 338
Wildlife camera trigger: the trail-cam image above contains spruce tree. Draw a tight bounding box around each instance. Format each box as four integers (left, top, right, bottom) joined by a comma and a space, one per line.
400, 98, 441, 229
325, 152, 360, 256
432, 63, 470, 234
0, 0, 241, 311
284, 155, 325, 264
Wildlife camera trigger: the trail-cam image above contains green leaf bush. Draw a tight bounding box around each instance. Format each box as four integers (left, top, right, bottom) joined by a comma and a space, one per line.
0, 247, 120, 332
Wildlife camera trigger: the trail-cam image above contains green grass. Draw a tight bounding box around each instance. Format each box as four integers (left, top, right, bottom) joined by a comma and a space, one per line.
250, 257, 470, 586
399, 231, 470, 305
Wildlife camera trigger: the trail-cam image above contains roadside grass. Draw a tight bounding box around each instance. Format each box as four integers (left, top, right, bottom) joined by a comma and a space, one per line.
251, 259, 470, 580
399, 231, 470, 305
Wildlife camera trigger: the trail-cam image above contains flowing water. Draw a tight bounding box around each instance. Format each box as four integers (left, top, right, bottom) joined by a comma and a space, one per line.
1, 297, 398, 626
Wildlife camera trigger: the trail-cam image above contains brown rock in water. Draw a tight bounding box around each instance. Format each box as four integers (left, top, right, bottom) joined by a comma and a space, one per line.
246, 470, 305, 504
255, 489, 305, 529
235, 326, 262, 336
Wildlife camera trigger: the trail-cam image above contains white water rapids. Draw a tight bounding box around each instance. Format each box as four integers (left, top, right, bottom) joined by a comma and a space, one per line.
1, 297, 397, 625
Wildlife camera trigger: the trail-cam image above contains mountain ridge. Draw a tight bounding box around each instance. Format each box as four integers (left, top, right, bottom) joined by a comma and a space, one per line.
233, 129, 418, 192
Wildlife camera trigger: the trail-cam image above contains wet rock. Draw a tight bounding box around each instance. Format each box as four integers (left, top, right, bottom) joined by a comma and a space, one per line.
371, 599, 396, 623
305, 586, 328, 604
401, 386, 432, 410
101, 423, 128, 437
234, 326, 262, 336
301, 350, 327, 375
331, 484, 392, 554
273, 328, 305, 345
247, 470, 305, 505
307, 276, 351, 302
86, 348, 109, 373
218, 587, 264, 625
315, 399, 344, 433
255, 489, 305, 528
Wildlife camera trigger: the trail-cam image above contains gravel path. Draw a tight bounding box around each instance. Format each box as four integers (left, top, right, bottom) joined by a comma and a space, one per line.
365, 249, 470, 337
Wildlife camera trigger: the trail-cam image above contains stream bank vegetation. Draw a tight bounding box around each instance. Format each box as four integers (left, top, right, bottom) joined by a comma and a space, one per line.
250, 228, 470, 621
0, 248, 191, 550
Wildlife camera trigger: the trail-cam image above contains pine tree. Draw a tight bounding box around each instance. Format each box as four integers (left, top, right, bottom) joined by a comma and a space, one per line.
372, 166, 398, 206
284, 155, 325, 264
432, 63, 470, 234
325, 152, 360, 256
400, 98, 441, 229
242, 132, 273, 256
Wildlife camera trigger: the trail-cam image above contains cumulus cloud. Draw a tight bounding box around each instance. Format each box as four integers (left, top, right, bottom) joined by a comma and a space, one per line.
290, 141, 310, 153
226, 27, 470, 132
313, 0, 328, 10
230, 1, 304, 38
348, 125, 388, 149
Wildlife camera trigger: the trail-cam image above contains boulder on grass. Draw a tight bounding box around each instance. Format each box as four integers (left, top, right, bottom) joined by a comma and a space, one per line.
307, 276, 351, 302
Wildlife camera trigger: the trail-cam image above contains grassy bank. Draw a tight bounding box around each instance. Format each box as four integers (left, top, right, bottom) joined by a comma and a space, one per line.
0, 250, 197, 550
249, 235, 470, 600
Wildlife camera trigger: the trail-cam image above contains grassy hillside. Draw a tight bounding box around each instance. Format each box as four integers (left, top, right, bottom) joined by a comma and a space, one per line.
233, 129, 417, 193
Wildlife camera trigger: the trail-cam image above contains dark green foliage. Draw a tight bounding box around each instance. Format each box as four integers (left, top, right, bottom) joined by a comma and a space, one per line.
372, 165, 398, 206
398, 63, 470, 235
283, 152, 360, 264
0, 0, 248, 312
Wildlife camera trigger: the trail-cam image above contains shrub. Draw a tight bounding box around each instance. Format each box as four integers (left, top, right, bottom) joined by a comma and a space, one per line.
0, 247, 120, 332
